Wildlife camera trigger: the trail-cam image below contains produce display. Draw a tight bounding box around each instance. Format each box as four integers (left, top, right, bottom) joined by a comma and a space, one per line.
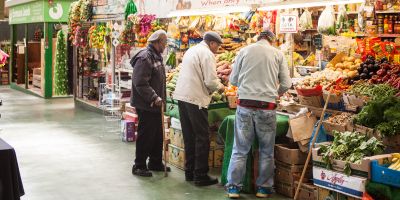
320, 131, 385, 175
325, 55, 361, 79
354, 94, 400, 137
88, 25, 108, 49
325, 112, 353, 126
348, 82, 398, 100
388, 153, 400, 171
68, 1, 82, 41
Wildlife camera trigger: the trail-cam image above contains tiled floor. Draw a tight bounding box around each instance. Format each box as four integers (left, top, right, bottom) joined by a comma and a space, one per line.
0, 87, 290, 200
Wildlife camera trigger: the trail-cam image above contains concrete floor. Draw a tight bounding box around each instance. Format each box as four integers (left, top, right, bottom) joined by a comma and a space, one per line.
0, 87, 290, 200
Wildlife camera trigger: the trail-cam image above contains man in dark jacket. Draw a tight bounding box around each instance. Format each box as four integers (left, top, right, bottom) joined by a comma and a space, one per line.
130, 30, 169, 177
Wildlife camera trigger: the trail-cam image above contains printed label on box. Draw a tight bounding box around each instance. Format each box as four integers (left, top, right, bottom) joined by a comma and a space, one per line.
313, 167, 366, 198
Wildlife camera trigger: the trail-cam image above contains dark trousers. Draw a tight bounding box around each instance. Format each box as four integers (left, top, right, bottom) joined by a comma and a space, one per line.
178, 101, 210, 177
134, 108, 163, 169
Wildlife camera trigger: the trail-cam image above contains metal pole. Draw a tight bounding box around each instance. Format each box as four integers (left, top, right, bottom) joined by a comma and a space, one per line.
24, 24, 28, 89
9, 25, 15, 84
290, 33, 294, 78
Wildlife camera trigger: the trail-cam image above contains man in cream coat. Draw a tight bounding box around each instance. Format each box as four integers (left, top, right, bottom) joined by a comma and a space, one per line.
173, 31, 224, 186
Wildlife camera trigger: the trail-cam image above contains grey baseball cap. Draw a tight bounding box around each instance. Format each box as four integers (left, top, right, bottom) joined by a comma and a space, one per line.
148, 30, 167, 42
203, 31, 223, 44
260, 29, 276, 42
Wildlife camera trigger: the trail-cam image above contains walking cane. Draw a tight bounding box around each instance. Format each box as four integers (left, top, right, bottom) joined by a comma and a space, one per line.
293, 80, 338, 200
161, 102, 168, 177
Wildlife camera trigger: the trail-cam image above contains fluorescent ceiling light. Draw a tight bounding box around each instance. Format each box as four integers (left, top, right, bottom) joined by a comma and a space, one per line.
167, 6, 251, 17
259, 0, 365, 11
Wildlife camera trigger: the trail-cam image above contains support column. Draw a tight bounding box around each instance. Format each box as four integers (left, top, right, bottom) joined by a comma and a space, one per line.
44, 22, 53, 98
9, 25, 16, 84
24, 24, 28, 89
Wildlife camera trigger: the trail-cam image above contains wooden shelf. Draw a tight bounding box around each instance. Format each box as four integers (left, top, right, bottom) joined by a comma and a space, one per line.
335, 11, 358, 15
375, 10, 400, 14
355, 34, 400, 38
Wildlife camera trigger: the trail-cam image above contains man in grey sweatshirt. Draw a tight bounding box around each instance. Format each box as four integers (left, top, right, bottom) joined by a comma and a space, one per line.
226, 30, 292, 199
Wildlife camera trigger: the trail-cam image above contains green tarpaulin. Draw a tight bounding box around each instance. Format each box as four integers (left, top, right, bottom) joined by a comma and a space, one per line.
218, 114, 289, 193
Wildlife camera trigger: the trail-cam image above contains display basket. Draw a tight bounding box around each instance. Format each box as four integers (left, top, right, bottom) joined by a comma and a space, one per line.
323, 120, 353, 134
354, 125, 375, 137
296, 85, 323, 97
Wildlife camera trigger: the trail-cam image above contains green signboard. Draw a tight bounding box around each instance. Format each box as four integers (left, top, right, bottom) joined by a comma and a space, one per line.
9, 0, 72, 24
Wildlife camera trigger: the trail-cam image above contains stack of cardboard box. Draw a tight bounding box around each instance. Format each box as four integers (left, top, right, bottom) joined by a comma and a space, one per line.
165, 117, 224, 170
273, 143, 314, 199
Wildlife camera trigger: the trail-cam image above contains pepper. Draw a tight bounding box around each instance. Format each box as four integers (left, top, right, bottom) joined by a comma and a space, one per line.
383, 74, 391, 82
377, 69, 387, 76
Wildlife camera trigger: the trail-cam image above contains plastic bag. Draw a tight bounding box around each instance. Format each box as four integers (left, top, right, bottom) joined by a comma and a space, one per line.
299, 9, 313, 31
318, 6, 335, 35
336, 5, 348, 32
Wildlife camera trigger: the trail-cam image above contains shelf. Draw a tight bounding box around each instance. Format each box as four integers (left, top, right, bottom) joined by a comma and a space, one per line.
355, 34, 400, 38
375, 10, 400, 14
335, 11, 358, 15
117, 68, 133, 73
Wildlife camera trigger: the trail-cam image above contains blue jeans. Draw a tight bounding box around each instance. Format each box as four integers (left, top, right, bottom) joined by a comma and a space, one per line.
227, 106, 276, 189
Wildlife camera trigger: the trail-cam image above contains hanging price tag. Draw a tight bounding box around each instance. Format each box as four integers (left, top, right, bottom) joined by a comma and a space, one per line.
112, 31, 120, 39
113, 39, 120, 47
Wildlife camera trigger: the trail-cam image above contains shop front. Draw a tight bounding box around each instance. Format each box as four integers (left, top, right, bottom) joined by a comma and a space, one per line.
6, 0, 73, 98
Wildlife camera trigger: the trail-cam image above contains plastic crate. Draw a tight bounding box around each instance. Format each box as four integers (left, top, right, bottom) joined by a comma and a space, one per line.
371, 160, 400, 188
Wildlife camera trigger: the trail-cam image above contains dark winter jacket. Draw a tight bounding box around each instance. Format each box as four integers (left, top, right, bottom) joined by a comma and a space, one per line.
130, 44, 166, 113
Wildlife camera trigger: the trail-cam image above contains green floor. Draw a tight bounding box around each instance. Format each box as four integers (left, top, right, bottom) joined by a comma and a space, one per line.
0, 87, 290, 200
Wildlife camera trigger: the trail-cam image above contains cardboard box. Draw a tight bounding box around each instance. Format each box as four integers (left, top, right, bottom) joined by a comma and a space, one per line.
167, 144, 218, 170
294, 181, 318, 200
313, 166, 367, 199
275, 143, 307, 165
124, 103, 136, 113
275, 160, 311, 185
168, 144, 185, 169
213, 148, 224, 168
317, 186, 360, 200
312, 145, 391, 178
354, 125, 374, 137
122, 112, 138, 123
121, 120, 136, 142
170, 128, 184, 148
275, 181, 294, 198
298, 95, 323, 108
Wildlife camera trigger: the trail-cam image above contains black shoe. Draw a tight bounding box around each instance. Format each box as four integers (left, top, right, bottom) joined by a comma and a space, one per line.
132, 165, 152, 177
194, 175, 218, 186
185, 172, 194, 182
148, 164, 171, 172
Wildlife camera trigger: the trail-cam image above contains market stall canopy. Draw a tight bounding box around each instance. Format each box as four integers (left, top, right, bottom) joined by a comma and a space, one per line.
258, 0, 365, 11
5, 0, 73, 24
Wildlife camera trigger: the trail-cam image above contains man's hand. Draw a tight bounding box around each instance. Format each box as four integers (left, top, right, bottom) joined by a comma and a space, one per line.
151, 97, 163, 107
218, 85, 225, 93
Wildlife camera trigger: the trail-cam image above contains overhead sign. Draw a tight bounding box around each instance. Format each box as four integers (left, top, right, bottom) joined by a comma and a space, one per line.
8, 0, 72, 24
279, 14, 298, 33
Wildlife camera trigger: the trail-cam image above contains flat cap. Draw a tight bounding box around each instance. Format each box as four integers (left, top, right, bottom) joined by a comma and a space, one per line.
260, 29, 276, 42
203, 31, 223, 44
148, 30, 167, 42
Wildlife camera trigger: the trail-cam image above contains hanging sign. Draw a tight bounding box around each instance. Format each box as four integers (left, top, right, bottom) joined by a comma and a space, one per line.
279, 14, 299, 33
8, 0, 73, 24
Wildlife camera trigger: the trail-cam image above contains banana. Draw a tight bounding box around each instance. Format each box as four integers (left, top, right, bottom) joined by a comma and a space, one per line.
395, 163, 400, 171
392, 153, 400, 159
392, 157, 399, 163
388, 160, 400, 170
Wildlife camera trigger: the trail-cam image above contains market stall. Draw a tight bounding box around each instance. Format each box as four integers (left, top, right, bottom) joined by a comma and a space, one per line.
5, 0, 74, 98
67, 0, 400, 198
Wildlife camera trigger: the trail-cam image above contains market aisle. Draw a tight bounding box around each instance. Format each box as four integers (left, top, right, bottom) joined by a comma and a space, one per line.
0, 87, 289, 200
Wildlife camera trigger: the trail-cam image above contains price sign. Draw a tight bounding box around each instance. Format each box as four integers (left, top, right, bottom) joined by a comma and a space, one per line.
279, 15, 298, 33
